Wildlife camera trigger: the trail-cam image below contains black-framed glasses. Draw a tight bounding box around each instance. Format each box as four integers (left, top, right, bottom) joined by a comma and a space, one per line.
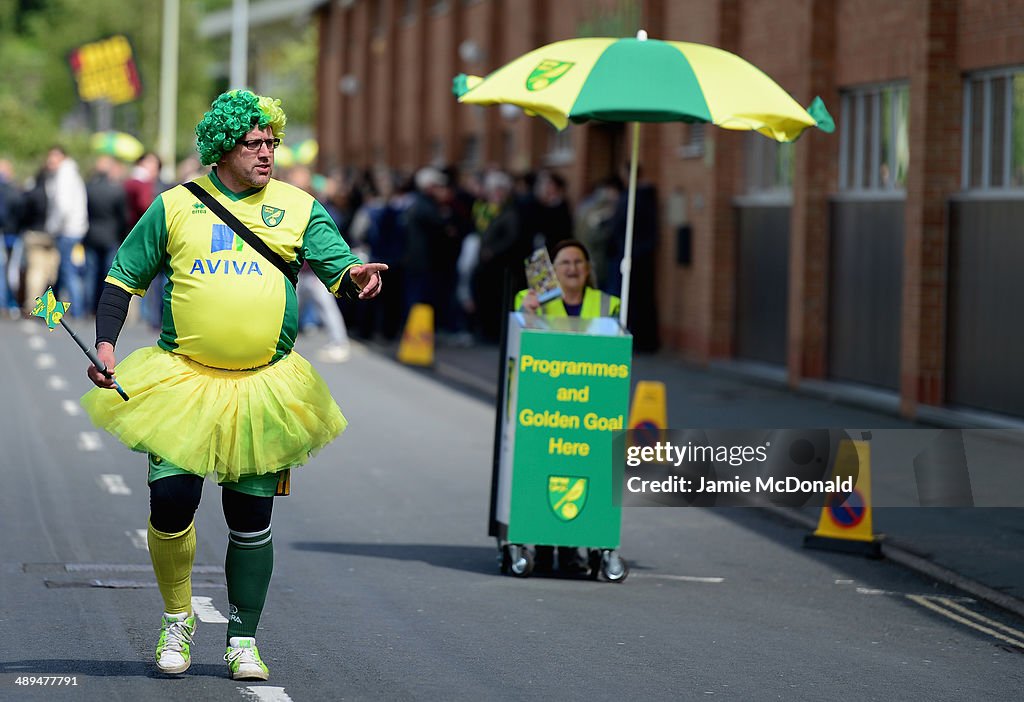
237, 138, 281, 152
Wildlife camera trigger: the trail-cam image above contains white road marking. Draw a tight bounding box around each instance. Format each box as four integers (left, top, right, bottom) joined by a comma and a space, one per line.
36, 353, 55, 369
78, 432, 102, 451
47, 375, 67, 390
633, 574, 725, 584
192, 596, 228, 623
62, 399, 81, 416
908, 594, 1024, 649
128, 529, 148, 551
241, 686, 294, 701
27, 335, 45, 349
98, 474, 131, 495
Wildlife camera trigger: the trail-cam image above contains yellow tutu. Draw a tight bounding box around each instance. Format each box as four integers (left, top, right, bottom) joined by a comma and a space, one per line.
81, 347, 347, 482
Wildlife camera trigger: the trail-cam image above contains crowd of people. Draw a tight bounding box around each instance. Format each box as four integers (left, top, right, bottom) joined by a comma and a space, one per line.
0, 148, 167, 324
281, 161, 661, 353
0, 147, 660, 353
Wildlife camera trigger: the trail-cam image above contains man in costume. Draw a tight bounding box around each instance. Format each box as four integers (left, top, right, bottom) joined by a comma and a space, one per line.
82, 90, 386, 680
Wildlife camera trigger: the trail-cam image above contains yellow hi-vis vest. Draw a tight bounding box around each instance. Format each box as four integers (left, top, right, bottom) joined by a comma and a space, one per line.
513, 286, 620, 318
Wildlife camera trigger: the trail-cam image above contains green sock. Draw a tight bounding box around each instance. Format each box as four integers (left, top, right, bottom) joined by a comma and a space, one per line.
148, 520, 196, 615
225, 525, 274, 642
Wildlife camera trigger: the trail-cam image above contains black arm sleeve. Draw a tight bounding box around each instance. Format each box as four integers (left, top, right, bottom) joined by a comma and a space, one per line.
95, 283, 132, 347
338, 268, 363, 301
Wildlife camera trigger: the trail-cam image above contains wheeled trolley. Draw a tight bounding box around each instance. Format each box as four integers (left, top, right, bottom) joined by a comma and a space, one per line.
488, 313, 632, 582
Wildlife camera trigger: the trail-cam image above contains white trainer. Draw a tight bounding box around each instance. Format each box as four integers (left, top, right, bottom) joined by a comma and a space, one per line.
155, 611, 197, 674
224, 636, 270, 680
317, 343, 352, 363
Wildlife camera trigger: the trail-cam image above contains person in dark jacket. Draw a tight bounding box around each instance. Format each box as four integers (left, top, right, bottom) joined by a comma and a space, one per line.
472, 170, 527, 343
605, 165, 660, 353
400, 167, 449, 325
20, 165, 56, 317
534, 170, 573, 252
0, 159, 24, 314
84, 155, 127, 313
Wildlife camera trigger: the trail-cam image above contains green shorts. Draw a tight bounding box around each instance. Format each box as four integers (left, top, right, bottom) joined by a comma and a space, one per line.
147, 454, 290, 497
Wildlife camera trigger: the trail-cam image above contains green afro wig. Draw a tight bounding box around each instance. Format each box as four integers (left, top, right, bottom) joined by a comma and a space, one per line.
195, 90, 287, 166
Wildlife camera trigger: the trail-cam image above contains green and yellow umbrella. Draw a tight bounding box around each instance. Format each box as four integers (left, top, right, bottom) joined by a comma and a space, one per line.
294, 138, 319, 166
454, 31, 834, 326
90, 131, 146, 162
274, 143, 296, 168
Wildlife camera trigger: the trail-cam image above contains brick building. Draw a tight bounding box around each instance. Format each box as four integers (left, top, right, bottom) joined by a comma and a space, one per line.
314, 0, 1024, 422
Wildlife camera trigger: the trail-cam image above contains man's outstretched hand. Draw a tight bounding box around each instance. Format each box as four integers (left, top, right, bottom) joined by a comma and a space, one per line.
350, 263, 388, 299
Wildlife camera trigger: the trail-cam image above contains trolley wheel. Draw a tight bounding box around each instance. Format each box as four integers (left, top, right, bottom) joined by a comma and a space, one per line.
502, 544, 534, 578
595, 550, 630, 583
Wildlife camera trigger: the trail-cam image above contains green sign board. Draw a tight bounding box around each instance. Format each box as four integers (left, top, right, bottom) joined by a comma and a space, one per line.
502, 318, 631, 548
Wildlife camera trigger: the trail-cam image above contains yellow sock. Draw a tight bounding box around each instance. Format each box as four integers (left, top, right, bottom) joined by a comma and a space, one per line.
147, 520, 196, 615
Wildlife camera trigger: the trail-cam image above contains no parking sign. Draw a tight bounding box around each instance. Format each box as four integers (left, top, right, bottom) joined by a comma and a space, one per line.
826, 489, 867, 529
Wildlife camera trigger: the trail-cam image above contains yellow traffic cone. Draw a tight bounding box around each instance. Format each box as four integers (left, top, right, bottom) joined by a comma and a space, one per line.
803, 439, 883, 558
397, 303, 434, 366
627, 381, 667, 447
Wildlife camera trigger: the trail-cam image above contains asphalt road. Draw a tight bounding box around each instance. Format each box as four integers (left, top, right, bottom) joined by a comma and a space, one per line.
1, 318, 1022, 701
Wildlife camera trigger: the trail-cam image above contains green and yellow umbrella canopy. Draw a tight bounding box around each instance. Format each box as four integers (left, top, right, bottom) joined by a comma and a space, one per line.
90, 131, 146, 162
454, 34, 833, 141
274, 143, 296, 168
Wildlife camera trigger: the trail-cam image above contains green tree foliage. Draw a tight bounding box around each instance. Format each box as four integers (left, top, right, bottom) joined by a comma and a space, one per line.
261, 23, 317, 130
0, 0, 218, 174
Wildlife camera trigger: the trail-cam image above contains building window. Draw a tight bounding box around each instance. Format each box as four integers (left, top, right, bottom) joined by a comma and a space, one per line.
462, 134, 481, 169
744, 134, 794, 194
838, 83, 909, 192
544, 126, 574, 167
372, 0, 386, 36
502, 130, 516, 165
678, 122, 705, 159
402, 0, 416, 22
430, 137, 445, 167
963, 68, 1024, 190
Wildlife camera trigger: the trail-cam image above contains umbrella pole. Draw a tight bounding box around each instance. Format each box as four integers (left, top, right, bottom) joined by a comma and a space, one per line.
619, 121, 640, 329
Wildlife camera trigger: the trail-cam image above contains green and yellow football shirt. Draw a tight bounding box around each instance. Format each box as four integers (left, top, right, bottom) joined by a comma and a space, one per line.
106, 171, 362, 370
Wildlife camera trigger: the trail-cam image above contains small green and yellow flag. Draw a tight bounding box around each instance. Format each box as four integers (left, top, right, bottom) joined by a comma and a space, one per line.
29, 286, 131, 401
31, 287, 70, 330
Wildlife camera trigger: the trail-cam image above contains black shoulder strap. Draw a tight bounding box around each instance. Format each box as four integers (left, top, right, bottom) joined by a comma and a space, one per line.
183, 181, 298, 287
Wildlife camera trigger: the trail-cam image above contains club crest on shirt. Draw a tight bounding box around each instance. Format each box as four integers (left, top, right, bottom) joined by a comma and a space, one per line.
262, 205, 285, 227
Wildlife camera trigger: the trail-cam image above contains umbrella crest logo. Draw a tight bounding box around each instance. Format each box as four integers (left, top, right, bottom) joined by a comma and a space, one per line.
526, 60, 574, 91
262, 205, 285, 227
548, 476, 588, 521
